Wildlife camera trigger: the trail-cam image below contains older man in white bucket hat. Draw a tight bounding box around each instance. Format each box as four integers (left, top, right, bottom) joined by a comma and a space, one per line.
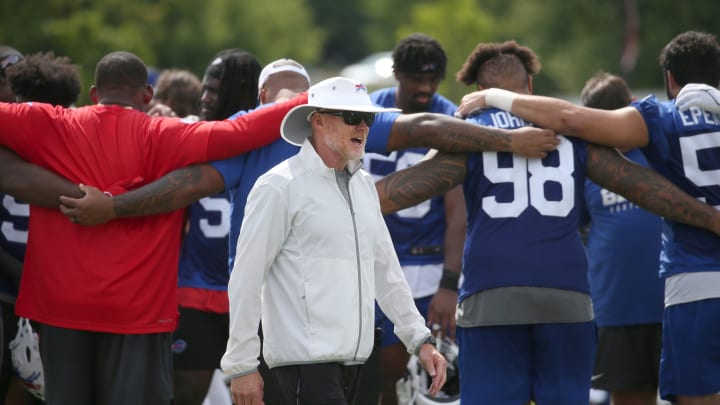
222, 77, 448, 405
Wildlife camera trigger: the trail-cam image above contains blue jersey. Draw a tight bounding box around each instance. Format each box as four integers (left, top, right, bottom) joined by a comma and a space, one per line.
634, 95, 720, 278
213, 108, 401, 269
0, 194, 27, 301
370, 87, 457, 118
364, 87, 457, 265
581, 149, 664, 326
177, 191, 232, 291
461, 108, 589, 302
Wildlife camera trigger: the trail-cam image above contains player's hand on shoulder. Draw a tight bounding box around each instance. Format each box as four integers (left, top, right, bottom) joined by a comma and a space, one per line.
455, 90, 490, 118
147, 103, 177, 118
510, 126, 559, 158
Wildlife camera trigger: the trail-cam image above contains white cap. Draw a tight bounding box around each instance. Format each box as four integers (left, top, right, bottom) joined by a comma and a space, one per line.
258, 58, 311, 92
280, 77, 400, 146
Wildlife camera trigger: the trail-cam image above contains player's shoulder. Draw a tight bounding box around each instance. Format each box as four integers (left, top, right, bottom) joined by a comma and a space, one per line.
431, 93, 458, 114
370, 87, 397, 105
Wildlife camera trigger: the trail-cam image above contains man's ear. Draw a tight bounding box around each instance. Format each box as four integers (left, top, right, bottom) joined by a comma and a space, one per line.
309, 111, 320, 127
527, 76, 533, 95
89, 85, 99, 104
665, 70, 683, 98
143, 84, 154, 104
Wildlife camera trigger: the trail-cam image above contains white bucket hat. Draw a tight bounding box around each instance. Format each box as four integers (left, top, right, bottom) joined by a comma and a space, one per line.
280, 77, 400, 146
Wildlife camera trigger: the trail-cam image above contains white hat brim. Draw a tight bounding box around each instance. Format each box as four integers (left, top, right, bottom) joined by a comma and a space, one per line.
280, 103, 400, 146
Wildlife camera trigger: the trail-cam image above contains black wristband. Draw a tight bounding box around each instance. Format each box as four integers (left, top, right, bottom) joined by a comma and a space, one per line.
439, 268, 460, 292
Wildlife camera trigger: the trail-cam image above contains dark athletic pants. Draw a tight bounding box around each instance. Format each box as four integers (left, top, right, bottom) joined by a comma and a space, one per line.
272, 362, 362, 405
38, 323, 172, 405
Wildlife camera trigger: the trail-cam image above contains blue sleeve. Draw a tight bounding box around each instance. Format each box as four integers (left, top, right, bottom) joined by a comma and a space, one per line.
432, 94, 457, 116
366, 111, 399, 155
228, 102, 274, 120
210, 155, 246, 191
228, 110, 248, 120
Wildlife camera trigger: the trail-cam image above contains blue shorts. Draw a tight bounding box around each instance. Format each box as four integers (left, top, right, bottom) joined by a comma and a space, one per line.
456, 322, 596, 405
659, 298, 720, 402
376, 295, 431, 347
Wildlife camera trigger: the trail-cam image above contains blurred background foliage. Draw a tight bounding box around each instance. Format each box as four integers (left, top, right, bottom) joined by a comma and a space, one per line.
1, 0, 718, 105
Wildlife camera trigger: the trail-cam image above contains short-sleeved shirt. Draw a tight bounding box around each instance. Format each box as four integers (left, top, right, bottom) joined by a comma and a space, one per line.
0, 98, 298, 333
580, 148, 664, 326
634, 95, 720, 278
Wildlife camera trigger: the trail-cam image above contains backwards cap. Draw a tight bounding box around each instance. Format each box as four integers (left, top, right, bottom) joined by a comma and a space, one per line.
0, 46, 23, 77
258, 58, 311, 92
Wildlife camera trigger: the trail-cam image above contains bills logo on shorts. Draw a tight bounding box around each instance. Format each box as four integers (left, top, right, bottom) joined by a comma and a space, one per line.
172, 339, 188, 354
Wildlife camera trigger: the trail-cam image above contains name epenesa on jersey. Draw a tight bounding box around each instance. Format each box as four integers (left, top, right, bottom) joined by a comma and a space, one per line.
679, 106, 720, 128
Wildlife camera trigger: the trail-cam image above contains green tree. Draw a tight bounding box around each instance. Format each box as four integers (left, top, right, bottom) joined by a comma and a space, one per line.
1, 0, 324, 106
491, 0, 720, 97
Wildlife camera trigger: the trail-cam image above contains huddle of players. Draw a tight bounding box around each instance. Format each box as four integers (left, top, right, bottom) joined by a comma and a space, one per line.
2, 29, 720, 405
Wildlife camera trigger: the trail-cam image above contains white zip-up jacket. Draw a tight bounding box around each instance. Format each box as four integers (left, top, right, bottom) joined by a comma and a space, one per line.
221, 139, 431, 377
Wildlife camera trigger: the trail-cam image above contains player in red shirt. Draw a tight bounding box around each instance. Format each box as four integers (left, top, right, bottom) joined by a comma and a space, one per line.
0, 50, 306, 405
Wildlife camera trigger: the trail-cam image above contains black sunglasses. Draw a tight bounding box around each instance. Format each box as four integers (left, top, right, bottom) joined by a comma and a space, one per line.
318, 110, 376, 126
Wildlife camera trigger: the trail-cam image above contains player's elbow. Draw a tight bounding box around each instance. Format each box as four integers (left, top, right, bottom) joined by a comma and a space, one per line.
409, 112, 446, 130
0, 163, 28, 196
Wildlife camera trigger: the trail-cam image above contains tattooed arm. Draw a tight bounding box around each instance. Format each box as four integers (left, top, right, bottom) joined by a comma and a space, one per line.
58, 164, 225, 226
586, 144, 720, 235
376, 152, 469, 216
385, 113, 559, 158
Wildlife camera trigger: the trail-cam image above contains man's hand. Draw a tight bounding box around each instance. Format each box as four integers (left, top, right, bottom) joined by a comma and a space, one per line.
59, 184, 115, 226
230, 371, 264, 405
147, 103, 177, 117
675, 83, 720, 113
427, 289, 457, 341
417, 343, 447, 397
510, 127, 559, 158
455, 90, 490, 118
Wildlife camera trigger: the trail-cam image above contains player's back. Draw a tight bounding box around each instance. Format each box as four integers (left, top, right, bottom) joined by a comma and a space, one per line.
634, 95, 720, 276
0, 102, 214, 335
461, 108, 589, 299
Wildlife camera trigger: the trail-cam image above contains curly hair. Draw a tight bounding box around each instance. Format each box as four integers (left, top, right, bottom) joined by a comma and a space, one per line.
659, 31, 720, 88
392, 33, 447, 79
456, 40, 541, 90
204, 48, 261, 120
7, 51, 81, 107
580, 72, 632, 110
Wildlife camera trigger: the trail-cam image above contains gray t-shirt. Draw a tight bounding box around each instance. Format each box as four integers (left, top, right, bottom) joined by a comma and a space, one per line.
457, 286, 594, 327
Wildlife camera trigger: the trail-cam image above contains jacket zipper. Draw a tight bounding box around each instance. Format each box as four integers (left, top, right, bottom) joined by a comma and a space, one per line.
343, 175, 364, 361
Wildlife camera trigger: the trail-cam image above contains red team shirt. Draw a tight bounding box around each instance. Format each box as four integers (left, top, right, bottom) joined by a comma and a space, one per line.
0, 95, 306, 334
